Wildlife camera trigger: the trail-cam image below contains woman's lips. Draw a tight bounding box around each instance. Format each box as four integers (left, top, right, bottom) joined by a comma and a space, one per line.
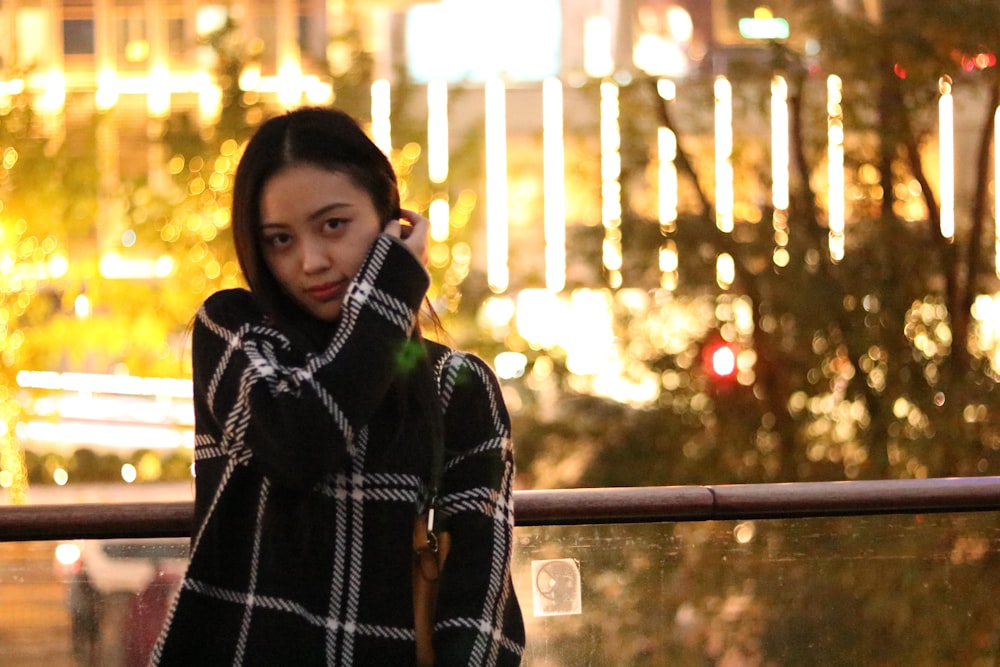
305, 281, 346, 301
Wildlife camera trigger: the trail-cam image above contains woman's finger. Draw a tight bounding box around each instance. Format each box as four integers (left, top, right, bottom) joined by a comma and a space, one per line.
398, 209, 430, 264
384, 218, 403, 238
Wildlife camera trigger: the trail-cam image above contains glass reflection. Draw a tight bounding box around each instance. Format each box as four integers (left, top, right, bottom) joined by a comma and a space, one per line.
0, 513, 997, 665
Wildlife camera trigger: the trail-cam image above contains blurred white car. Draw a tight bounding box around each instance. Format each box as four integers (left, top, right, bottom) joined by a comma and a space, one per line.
55, 539, 189, 666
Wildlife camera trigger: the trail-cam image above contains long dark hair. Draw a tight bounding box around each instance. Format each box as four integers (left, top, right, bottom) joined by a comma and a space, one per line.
232, 106, 401, 334
231, 106, 442, 505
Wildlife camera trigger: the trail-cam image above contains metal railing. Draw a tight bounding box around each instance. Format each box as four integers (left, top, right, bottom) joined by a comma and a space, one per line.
1, 476, 998, 542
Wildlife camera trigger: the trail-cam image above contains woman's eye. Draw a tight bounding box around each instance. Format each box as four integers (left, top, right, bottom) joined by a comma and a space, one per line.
264, 233, 292, 248
323, 218, 347, 232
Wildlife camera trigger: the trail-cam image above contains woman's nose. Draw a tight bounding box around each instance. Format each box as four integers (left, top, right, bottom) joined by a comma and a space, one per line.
300, 241, 331, 273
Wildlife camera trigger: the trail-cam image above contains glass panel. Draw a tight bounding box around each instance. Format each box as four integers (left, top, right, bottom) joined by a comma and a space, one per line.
1, 513, 998, 665
511, 512, 1000, 666
0, 538, 187, 666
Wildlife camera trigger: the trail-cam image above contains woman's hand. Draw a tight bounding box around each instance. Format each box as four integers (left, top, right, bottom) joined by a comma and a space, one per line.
385, 209, 430, 265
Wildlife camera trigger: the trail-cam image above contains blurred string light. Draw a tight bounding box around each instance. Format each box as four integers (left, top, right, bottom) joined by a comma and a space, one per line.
714, 76, 734, 233
427, 78, 450, 245
276, 59, 303, 108
73, 294, 91, 319
195, 72, 222, 125
147, 64, 171, 118
714, 75, 737, 290
427, 78, 449, 184
121, 463, 138, 483
16, 370, 192, 398
99, 252, 175, 279
485, 76, 509, 292
658, 122, 679, 291
771, 75, 790, 267
939, 76, 955, 240
16, 9, 1000, 424
717, 253, 735, 290
996, 104, 1000, 277
21, 1, 327, 118
657, 119, 678, 233
516, 289, 562, 349
827, 75, 846, 262
494, 351, 528, 380
371, 78, 392, 156
972, 295, 1000, 374
239, 62, 263, 92
429, 198, 450, 244
583, 15, 614, 79
565, 290, 616, 376
601, 81, 623, 289
38, 67, 66, 114
15, 370, 195, 456
276, 0, 303, 108
542, 77, 566, 292
0, 213, 64, 503
95, 68, 119, 110
632, 5, 694, 77
584, 12, 622, 288
657, 78, 679, 291
659, 240, 679, 291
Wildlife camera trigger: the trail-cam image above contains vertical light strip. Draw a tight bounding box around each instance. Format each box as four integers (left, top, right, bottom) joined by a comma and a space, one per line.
827, 74, 846, 262
147, 65, 171, 117
601, 80, 623, 289
716, 253, 735, 290
658, 126, 678, 290
39, 67, 67, 116
38, 0, 66, 119
583, 16, 614, 79
371, 79, 392, 157
771, 75, 790, 267
95, 68, 119, 111
94, 0, 118, 110
427, 78, 449, 184
770, 76, 790, 211
714, 76, 734, 233
429, 197, 450, 243
658, 126, 678, 234
276, 0, 302, 108
427, 79, 450, 245
939, 76, 955, 240
96, 114, 121, 252
543, 77, 566, 292
994, 105, 1000, 277
146, 0, 170, 117
196, 71, 222, 124
659, 240, 679, 291
658, 80, 679, 291
485, 77, 509, 293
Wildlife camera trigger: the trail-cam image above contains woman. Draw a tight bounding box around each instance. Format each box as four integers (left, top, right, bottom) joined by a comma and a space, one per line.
152, 107, 524, 666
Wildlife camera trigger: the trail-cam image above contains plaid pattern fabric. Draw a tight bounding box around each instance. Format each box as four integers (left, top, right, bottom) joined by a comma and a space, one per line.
151, 235, 524, 666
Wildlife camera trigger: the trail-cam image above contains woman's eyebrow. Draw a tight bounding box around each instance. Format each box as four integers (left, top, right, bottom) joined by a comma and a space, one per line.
260, 202, 354, 229
307, 201, 354, 221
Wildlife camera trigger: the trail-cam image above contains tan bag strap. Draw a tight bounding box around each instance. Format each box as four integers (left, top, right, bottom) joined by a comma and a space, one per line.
413, 349, 454, 666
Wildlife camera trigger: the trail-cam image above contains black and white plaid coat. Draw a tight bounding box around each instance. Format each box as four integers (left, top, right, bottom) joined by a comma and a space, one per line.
152, 235, 525, 666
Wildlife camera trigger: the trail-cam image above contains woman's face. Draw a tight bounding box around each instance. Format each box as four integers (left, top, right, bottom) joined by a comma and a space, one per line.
258, 163, 383, 322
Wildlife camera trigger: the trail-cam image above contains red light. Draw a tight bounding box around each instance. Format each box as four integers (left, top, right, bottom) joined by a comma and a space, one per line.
711, 345, 737, 377
893, 63, 907, 79
976, 53, 996, 69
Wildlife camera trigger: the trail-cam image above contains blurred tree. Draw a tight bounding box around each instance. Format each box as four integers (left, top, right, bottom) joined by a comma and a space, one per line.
508, 2, 1000, 665
507, 0, 1000, 489
0, 76, 101, 501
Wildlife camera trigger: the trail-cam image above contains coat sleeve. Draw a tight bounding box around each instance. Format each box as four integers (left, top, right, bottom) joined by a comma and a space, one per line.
432, 352, 525, 667
191, 234, 429, 491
